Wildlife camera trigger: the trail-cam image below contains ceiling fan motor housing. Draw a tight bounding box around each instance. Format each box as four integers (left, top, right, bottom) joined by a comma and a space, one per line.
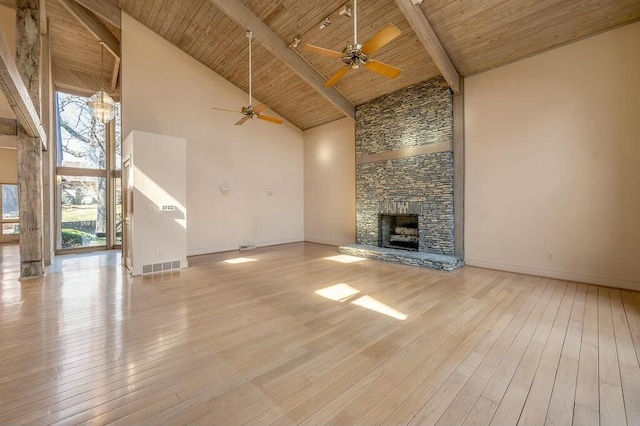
343, 44, 368, 69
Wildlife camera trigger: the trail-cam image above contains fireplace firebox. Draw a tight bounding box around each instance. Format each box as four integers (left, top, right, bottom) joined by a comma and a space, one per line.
378, 214, 419, 251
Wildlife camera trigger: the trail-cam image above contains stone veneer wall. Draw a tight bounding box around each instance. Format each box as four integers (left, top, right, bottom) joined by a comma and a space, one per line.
356, 76, 455, 255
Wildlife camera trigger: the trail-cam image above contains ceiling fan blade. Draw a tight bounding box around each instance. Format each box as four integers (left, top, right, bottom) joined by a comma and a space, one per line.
361, 24, 402, 55
252, 103, 268, 114
303, 44, 344, 58
325, 66, 351, 87
235, 116, 250, 125
257, 114, 284, 125
212, 106, 242, 114
364, 60, 402, 79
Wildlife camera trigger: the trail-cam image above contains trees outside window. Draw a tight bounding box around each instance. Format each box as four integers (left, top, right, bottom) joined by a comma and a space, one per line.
1, 184, 19, 239
56, 92, 121, 249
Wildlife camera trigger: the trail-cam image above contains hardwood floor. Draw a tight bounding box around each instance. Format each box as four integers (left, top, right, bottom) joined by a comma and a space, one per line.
1, 242, 639, 425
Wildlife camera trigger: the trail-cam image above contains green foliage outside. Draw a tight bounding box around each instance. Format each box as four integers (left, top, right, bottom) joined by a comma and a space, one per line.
61, 229, 105, 248
61, 229, 92, 247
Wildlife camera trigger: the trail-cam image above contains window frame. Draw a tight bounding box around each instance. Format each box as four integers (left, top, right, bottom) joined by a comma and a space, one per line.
54, 90, 121, 253
0, 183, 20, 243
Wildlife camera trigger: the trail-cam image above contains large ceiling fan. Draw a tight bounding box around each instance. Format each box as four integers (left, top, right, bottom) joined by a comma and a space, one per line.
212, 32, 283, 125
303, 0, 402, 87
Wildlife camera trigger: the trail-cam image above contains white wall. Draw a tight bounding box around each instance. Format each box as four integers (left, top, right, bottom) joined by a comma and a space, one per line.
121, 13, 304, 255
303, 118, 355, 246
123, 131, 187, 275
0, 5, 17, 150
465, 21, 640, 290
0, 148, 16, 183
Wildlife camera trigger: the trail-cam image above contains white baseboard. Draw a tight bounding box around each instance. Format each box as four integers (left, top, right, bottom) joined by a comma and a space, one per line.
303, 237, 353, 247
188, 245, 239, 256
465, 258, 640, 291
187, 237, 304, 257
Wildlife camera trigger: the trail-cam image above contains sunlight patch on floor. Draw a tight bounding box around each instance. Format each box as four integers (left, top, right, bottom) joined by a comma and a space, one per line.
352, 295, 408, 320
314, 284, 407, 320
315, 283, 360, 302
223, 257, 257, 264
324, 255, 366, 264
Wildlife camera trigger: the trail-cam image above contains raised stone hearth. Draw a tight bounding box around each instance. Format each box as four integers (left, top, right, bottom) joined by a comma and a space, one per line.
339, 244, 463, 271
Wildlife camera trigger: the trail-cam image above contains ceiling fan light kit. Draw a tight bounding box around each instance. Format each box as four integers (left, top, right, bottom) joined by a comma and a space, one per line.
303, 0, 403, 87
211, 31, 284, 126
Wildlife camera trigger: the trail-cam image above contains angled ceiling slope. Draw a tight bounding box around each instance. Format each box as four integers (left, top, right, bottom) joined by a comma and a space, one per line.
4, 0, 639, 129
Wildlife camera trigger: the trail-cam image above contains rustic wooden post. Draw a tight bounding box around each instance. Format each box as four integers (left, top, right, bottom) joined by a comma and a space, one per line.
16, 0, 44, 278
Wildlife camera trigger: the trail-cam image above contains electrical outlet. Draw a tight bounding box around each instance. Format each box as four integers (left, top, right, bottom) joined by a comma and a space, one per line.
158, 249, 163, 258
547, 252, 554, 260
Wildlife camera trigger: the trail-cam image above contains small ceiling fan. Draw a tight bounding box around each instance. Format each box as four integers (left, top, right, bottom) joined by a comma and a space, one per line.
212, 32, 283, 125
303, 0, 402, 86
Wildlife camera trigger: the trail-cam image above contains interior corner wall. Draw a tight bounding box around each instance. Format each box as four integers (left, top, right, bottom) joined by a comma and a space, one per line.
303, 117, 355, 246
0, 148, 17, 182
465, 21, 640, 290
120, 13, 304, 256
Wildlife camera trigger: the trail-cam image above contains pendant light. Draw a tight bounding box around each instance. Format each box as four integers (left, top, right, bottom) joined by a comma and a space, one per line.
87, 41, 116, 124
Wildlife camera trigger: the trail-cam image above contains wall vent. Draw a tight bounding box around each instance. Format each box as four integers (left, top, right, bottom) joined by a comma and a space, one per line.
239, 244, 256, 251
141, 260, 182, 275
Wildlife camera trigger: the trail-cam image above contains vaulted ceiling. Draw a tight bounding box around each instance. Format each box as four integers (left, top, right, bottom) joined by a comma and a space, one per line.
4, 0, 640, 129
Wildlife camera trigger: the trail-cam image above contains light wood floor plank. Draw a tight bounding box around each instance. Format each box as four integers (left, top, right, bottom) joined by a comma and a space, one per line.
597, 287, 627, 426
517, 281, 576, 425
609, 289, 640, 425
0, 243, 638, 425
298, 274, 527, 425
545, 283, 587, 426
574, 285, 600, 425
489, 280, 568, 425
434, 277, 548, 425
621, 291, 640, 366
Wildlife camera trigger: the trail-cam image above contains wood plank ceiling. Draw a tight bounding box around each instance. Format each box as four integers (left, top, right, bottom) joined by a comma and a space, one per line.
35, 0, 640, 129
47, 0, 118, 96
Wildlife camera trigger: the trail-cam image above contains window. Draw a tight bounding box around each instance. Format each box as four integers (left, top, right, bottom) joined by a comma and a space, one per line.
58, 175, 107, 248
56, 92, 121, 251
57, 92, 107, 169
0, 184, 19, 239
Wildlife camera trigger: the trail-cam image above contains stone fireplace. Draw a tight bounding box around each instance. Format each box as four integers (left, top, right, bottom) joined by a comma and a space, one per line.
379, 214, 419, 251
339, 76, 462, 271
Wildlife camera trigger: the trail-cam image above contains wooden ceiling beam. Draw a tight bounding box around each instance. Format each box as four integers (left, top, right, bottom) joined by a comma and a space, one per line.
394, 0, 460, 94
207, 0, 355, 120
57, 0, 120, 91
0, 27, 46, 142
73, 0, 120, 28
110, 55, 120, 92
57, 0, 120, 58
0, 117, 18, 136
